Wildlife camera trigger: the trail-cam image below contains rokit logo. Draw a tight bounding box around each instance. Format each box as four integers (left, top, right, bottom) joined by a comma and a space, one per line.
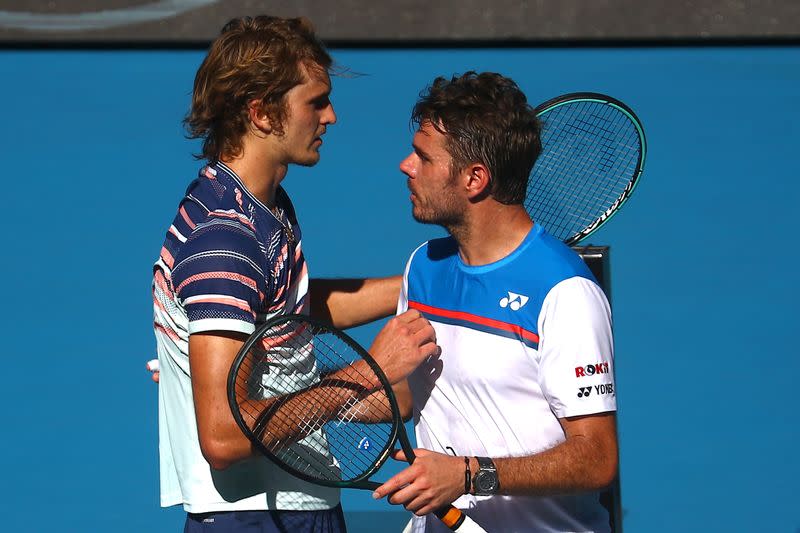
577, 383, 615, 398
575, 362, 610, 378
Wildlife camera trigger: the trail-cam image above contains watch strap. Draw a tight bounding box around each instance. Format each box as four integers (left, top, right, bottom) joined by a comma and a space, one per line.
476, 456, 495, 471
472, 456, 499, 495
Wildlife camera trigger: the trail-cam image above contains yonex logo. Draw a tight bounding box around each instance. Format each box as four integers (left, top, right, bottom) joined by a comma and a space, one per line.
577, 383, 615, 398
357, 437, 371, 450
499, 291, 529, 311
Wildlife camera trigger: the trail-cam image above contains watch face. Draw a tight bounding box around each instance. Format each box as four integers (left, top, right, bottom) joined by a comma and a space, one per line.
476, 471, 498, 493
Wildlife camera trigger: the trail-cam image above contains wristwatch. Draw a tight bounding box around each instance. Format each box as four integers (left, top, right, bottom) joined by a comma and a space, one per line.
472, 456, 500, 495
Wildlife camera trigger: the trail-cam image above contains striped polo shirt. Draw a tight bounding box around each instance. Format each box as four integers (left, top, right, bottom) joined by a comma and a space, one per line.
152, 161, 339, 512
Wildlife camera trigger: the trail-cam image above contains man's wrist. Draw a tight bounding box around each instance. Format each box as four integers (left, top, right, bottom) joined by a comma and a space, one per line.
471, 456, 500, 495
462, 456, 471, 494
468, 457, 480, 494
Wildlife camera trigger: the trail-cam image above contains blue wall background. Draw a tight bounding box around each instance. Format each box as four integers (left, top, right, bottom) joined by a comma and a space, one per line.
1, 46, 798, 532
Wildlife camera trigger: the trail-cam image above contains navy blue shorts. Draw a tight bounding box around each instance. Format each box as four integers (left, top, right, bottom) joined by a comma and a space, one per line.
184, 505, 347, 533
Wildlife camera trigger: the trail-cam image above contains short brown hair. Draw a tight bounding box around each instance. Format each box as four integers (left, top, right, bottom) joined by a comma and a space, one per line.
411, 72, 541, 205
185, 15, 332, 161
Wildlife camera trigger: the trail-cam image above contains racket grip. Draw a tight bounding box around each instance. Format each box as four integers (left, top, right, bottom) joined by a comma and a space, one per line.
433, 506, 485, 532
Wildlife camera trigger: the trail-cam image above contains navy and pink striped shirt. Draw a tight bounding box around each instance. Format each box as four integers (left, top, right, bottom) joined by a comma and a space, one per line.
151, 162, 337, 511
154, 161, 308, 341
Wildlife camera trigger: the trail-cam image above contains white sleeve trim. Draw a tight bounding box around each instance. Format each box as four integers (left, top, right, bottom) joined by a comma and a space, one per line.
188, 318, 256, 336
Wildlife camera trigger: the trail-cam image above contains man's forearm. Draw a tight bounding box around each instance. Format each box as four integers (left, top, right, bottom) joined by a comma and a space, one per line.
491, 439, 616, 496
309, 276, 401, 329
372, 413, 618, 515
247, 369, 388, 449
476, 414, 618, 496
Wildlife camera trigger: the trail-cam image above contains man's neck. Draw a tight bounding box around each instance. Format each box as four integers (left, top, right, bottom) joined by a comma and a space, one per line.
451, 203, 533, 266
221, 141, 287, 208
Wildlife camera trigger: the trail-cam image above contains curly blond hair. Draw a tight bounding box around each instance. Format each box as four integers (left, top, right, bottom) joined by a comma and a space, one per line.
185, 16, 332, 161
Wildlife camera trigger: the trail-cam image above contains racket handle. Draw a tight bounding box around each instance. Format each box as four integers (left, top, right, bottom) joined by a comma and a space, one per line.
433, 506, 486, 532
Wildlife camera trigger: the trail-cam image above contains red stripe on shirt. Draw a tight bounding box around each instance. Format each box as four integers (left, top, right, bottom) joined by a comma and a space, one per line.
408, 300, 540, 344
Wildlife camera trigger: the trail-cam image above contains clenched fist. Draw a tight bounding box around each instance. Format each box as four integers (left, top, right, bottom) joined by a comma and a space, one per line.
369, 310, 440, 384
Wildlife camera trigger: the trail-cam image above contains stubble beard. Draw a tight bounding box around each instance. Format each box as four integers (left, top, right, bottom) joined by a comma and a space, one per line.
412, 193, 465, 234
412, 171, 467, 232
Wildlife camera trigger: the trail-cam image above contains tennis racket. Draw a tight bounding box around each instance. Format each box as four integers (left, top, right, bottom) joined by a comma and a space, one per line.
528, 92, 646, 245
227, 313, 486, 533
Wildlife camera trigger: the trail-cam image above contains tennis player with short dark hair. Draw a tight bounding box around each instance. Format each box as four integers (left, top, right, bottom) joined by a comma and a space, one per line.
373, 72, 619, 532
152, 16, 437, 532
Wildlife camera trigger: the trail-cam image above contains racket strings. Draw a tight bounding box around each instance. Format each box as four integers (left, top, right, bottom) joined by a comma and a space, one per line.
527, 100, 642, 243
537, 128, 635, 229
533, 107, 627, 222
232, 318, 396, 483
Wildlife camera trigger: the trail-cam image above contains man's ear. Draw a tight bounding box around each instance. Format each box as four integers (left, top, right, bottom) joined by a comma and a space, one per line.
247, 99, 272, 134
464, 163, 491, 199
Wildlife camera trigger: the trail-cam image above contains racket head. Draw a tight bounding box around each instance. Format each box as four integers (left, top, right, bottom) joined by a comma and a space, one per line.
528, 92, 646, 245
227, 313, 403, 488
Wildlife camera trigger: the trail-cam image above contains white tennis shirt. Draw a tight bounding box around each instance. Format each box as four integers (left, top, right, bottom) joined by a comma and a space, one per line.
399, 225, 616, 533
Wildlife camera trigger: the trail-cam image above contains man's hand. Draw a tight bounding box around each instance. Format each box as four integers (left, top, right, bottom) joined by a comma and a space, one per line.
369, 310, 440, 384
147, 359, 160, 383
372, 448, 465, 516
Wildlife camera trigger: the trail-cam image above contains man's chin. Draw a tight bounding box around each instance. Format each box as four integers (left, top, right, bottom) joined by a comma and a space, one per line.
411, 209, 434, 225
295, 152, 321, 167
412, 208, 459, 228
